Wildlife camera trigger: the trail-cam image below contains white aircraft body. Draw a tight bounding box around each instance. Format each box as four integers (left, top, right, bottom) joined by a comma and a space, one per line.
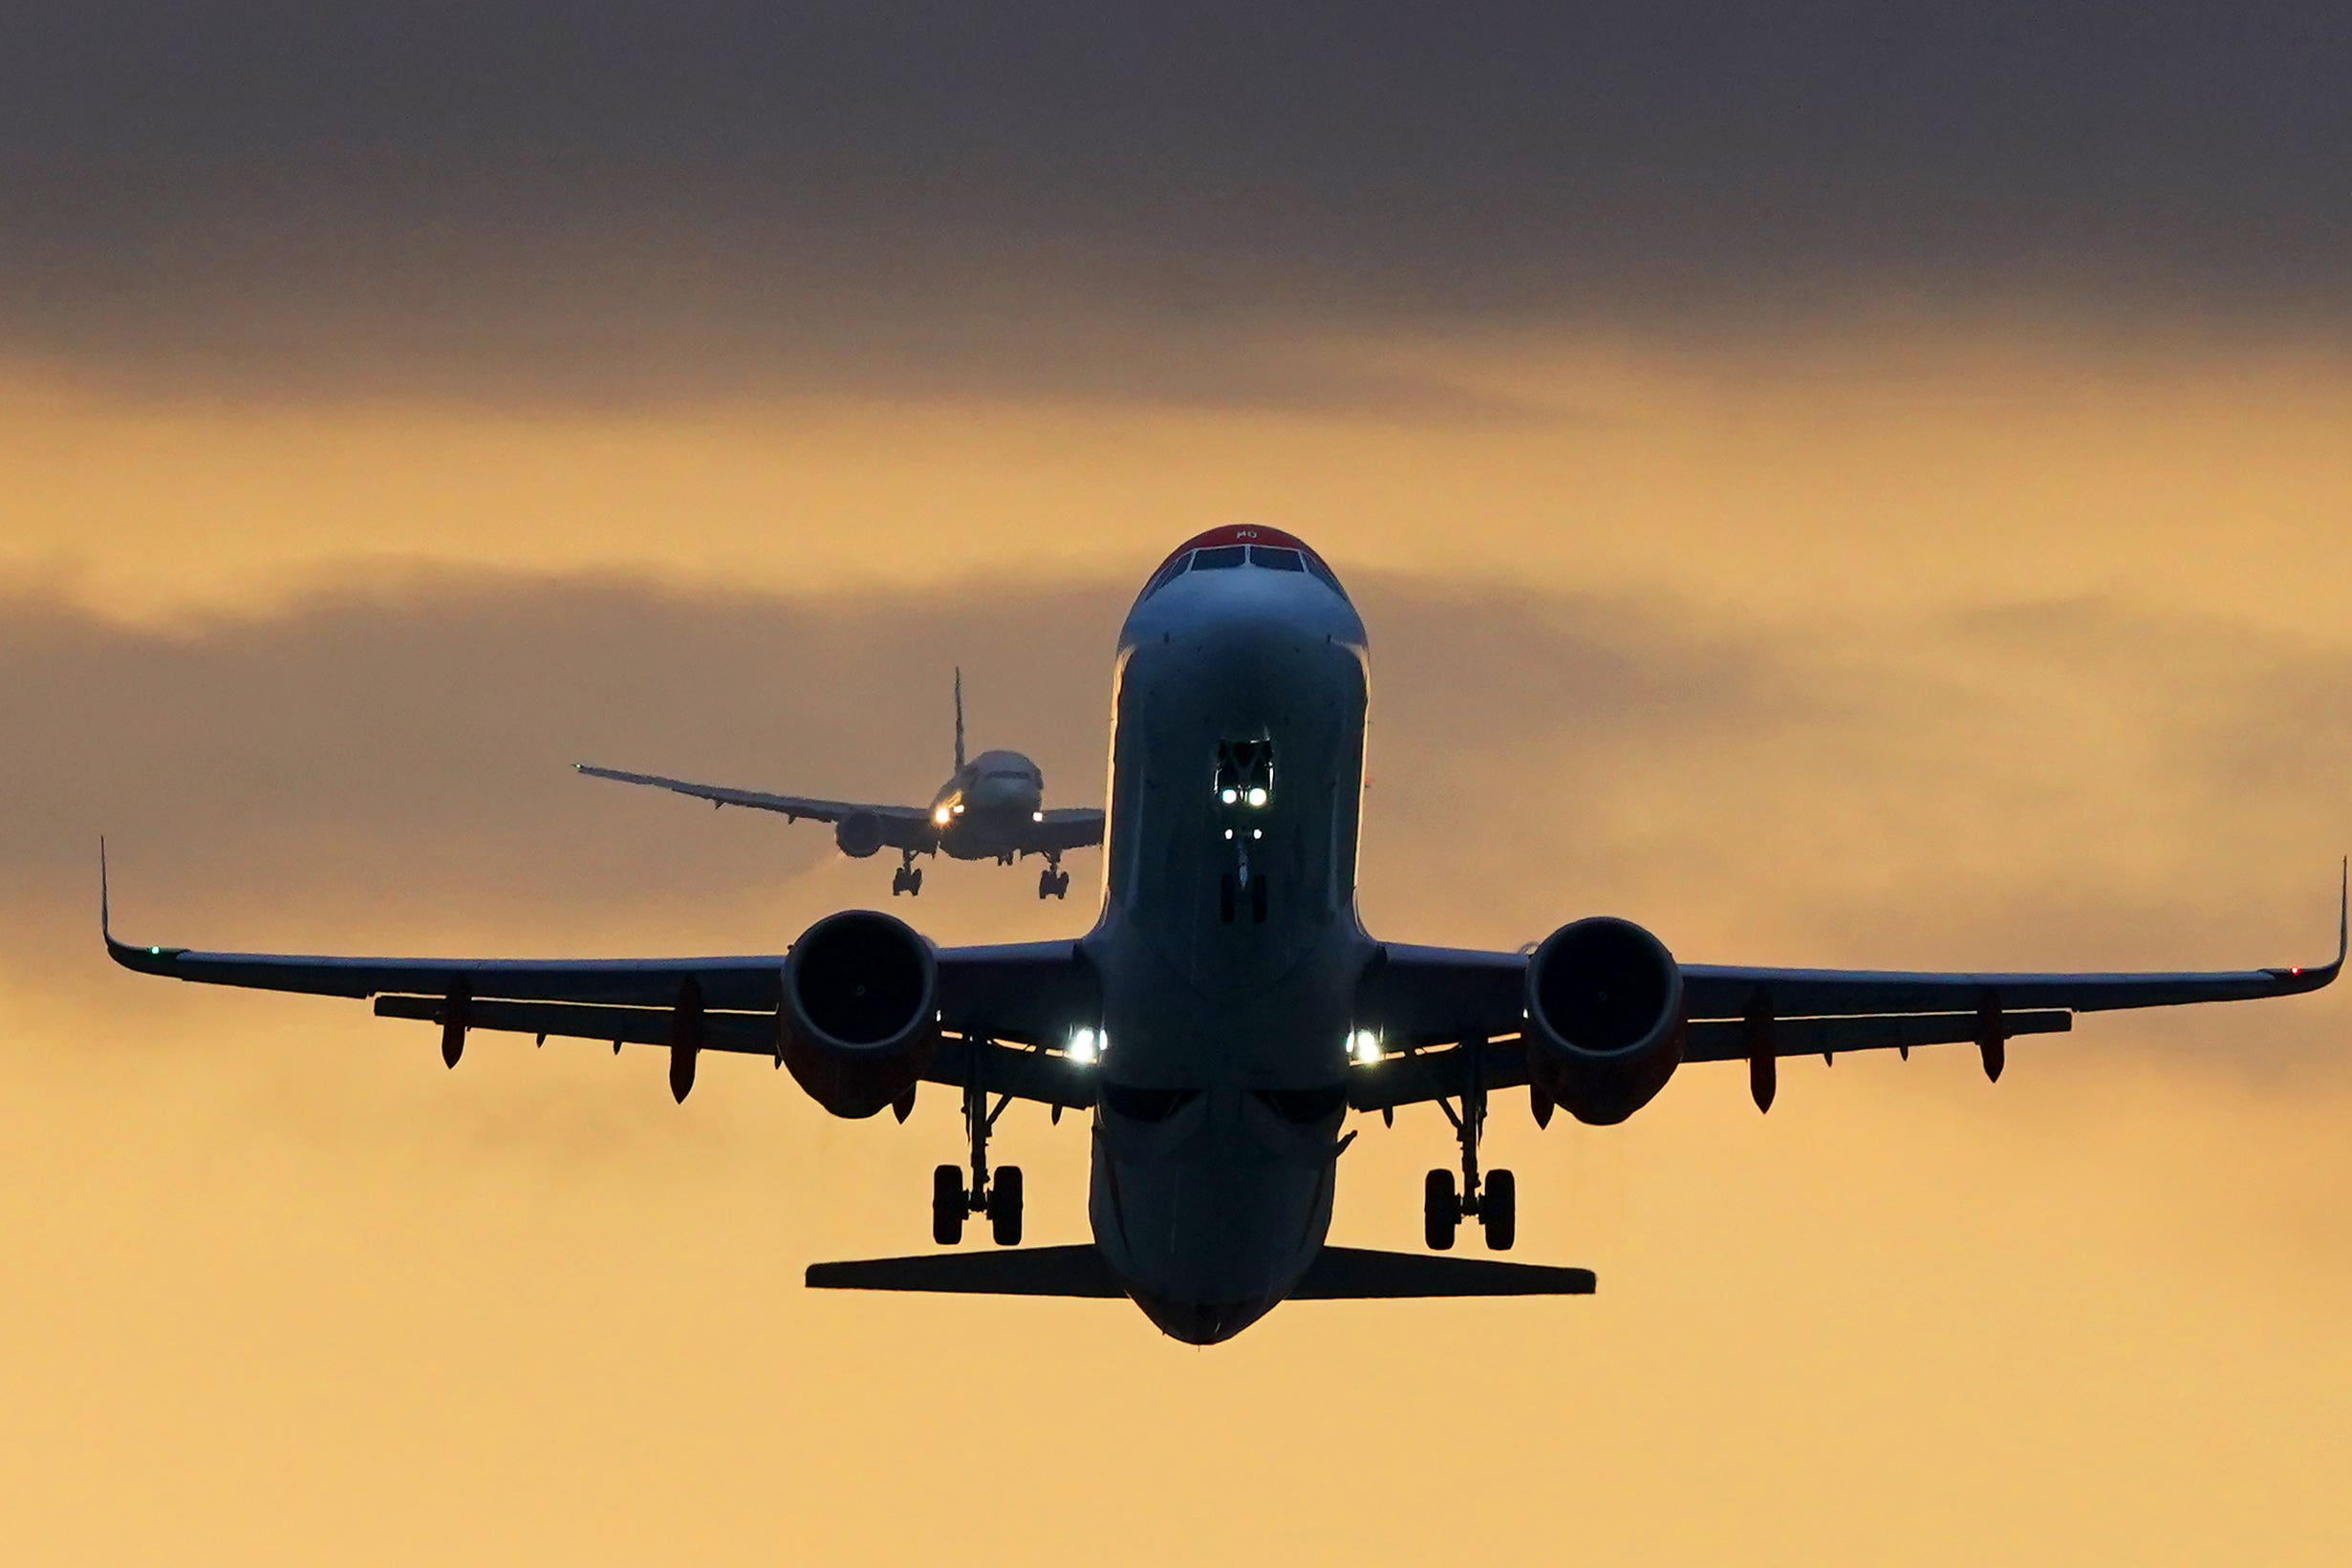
107, 525, 2344, 1343
577, 671, 1103, 898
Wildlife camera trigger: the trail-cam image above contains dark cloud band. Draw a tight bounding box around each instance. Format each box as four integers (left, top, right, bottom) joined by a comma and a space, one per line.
6, 4, 2351, 400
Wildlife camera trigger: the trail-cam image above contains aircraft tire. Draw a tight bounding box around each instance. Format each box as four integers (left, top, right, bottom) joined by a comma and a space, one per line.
1423, 1169, 1458, 1251
931, 1163, 966, 1246
1480, 1169, 1517, 1252
987, 1166, 1025, 1246
907, 868, 922, 895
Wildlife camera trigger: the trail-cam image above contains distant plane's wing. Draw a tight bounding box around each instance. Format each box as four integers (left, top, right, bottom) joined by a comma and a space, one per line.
1352, 867, 2345, 1105
102, 852, 1099, 1106
1022, 808, 1107, 853
573, 763, 934, 847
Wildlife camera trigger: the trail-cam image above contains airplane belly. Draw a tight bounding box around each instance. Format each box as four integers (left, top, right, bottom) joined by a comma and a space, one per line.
1088, 1090, 1339, 1344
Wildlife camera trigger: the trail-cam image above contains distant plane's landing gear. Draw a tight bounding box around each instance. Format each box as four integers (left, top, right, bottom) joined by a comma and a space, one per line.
931, 1040, 1021, 1245
1038, 860, 1068, 900
1426, 1036, 1515, 1252
892, 853, 923, 897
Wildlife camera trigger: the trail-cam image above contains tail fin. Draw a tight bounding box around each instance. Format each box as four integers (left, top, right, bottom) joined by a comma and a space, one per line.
953, 667, 966, 772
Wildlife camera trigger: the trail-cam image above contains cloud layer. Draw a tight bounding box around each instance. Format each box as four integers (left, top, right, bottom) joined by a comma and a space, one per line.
9, 5, 2352, 401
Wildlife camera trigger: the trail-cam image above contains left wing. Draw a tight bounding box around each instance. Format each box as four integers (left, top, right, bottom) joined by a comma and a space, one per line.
574, 763, 936, 848
101, 851, 1097, 1106
1354, 866, 2344, 1106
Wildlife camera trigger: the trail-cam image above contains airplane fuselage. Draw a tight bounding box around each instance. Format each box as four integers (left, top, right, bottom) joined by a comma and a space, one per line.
1079, 540, 1372, 1342
926, 748, 1048, 861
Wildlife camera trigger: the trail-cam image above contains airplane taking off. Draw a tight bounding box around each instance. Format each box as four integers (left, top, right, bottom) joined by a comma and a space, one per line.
106, 524, 2344, 1343
576, 670, 1103, 898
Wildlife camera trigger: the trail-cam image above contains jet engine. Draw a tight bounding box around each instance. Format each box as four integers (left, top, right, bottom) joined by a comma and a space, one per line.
1522, 916, 1686, 1126
778, 910, 938, 1118
834, 811, 886, 859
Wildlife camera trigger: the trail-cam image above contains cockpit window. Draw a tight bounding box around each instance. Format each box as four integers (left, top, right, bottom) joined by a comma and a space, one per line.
1133, 529, 1353, 611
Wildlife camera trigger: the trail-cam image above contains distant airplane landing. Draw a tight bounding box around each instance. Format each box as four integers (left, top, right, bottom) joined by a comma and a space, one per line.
107, 524, 2345, 1343
575, 670, 1103, 899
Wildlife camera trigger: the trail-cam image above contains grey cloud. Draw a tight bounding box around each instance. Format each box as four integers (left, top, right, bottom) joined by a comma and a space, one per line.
5, 4, 2352, 403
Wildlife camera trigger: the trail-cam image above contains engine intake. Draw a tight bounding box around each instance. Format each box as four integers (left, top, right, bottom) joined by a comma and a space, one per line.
1523, 916, 1685, 1126
779, 910, 937, 1118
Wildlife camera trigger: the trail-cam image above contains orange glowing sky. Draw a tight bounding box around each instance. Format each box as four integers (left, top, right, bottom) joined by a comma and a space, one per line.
6, 5, 2352, 1562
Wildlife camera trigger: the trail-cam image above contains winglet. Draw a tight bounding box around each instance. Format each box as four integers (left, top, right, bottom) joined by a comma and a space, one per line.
2323, 860, 2342, 968
2270, 857, 2348, 991
98, 840, 182, 975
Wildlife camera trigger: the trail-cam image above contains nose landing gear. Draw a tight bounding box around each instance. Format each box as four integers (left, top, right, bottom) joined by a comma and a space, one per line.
931, 1040, 1023, 1245
891, 850, 924, 897
1422, 1036, 1516, 1252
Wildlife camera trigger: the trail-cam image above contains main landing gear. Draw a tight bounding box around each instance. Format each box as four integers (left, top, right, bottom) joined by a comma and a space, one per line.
1038, 857, 1069, 900
890, 849, 924, 897
1423, 1036, 1516, 1253
932, 1042, 1022, 1246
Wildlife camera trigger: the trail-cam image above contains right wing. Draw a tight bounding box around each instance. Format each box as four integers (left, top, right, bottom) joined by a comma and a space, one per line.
573, 763, 935, 848
1023, 807, 1107, 853
1350, 866, 2344, 1108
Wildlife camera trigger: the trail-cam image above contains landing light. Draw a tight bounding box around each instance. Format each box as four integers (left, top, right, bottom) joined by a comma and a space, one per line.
1033, 810, 1046, 823
1245, 786, 1268, 808
951, 803, 964, 815
1349, 1028, 1383, 1065
933, 805, 952, 825
1068, 1026, 1102, 1064
1219, 787, 1239, 805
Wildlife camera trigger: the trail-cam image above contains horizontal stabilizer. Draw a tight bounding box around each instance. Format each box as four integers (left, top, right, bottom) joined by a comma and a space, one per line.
807, 1246, 1123, 1298
1293, 1246, 1595, 1299
805, 1244, 1595, 1300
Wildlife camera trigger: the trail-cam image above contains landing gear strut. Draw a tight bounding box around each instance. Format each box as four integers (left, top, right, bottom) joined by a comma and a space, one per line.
932, 1039, 1022, 1246
1423, 1036, 1515, 1252
1037, 857, 1068, 900
891, 849, 924, 897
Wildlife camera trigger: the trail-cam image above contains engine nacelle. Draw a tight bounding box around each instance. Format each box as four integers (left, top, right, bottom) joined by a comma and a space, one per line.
778, 910, 937, 1118
1523, 916, 1685, 1126
833, 811, 886, 859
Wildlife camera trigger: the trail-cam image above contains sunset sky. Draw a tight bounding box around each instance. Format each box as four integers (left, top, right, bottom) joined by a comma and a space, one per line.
4, 6, 2350, 1563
